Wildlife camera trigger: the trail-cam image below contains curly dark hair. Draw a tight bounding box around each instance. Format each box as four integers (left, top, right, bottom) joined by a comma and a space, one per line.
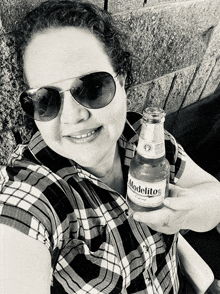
15, 0, 132, 133
16, 0, 132, 84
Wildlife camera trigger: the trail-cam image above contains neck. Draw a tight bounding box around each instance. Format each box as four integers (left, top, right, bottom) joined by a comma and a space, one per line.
101, 147, 125, 196
84, 143, 118, 178
85, 144, 125, 196
98, 146, 121, 182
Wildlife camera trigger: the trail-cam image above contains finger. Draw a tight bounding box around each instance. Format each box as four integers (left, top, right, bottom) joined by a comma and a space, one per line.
164, 196, 194, 211
133, 208, 169, 224
167, 183, 184, 197
132, 211, 179, 234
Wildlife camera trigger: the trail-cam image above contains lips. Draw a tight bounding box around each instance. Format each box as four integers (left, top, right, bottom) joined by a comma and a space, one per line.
72, 130, 96, 139
64, 126, 102, 143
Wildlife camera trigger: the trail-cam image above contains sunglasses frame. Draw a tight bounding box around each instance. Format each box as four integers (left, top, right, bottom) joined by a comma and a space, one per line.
19, 71, 117, 122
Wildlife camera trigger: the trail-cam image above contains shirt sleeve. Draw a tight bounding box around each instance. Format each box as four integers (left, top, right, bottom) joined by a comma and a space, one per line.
0, 165, 58, 252
164, 130, 186, 184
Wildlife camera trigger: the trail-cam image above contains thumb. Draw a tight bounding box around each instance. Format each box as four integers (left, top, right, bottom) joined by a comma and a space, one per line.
164, 196, 194, 211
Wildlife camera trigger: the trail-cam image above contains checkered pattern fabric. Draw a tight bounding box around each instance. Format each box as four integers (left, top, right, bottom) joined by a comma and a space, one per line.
0, 112, 186, 293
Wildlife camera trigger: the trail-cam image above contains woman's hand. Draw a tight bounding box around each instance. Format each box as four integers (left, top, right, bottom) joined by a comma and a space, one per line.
132, 184, 190, 234
132, 183, 220, 234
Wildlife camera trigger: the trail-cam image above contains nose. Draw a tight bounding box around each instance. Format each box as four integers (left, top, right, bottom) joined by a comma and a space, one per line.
59, 91, 90, 124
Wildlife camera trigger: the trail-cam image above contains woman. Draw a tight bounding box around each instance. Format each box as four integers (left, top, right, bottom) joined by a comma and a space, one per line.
0, 1, 220, 293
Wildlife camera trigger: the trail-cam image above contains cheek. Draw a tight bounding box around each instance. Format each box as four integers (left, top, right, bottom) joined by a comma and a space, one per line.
108, 91, 127, 130
117, 88, 127, 117
35, 120, 60, 142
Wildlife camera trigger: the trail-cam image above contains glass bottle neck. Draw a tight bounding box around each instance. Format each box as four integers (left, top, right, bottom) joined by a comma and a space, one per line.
135, 152, 165, 164
136, 120, 165, 159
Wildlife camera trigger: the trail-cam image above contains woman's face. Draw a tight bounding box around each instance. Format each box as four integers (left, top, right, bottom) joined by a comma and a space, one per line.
23, 27, 127, 174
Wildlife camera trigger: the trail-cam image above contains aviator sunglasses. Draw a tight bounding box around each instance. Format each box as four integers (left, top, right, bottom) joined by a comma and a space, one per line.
19, 71, 116, 122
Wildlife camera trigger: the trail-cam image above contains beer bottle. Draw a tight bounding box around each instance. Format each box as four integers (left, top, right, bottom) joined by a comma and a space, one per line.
127, 107, 170, 212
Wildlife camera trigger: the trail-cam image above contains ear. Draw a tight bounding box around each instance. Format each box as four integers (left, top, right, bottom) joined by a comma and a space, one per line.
117, 72, 127, 88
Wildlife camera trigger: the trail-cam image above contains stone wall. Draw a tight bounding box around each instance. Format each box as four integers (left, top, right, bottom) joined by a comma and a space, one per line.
1, 0, 220, 164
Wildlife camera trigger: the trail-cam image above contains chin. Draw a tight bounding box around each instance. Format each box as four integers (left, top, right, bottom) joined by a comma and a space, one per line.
74, 156, 101, 169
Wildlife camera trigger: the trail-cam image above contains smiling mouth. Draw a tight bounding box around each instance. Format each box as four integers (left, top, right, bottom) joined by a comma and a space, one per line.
66, 127, 102, 142
72, 130, 96, 139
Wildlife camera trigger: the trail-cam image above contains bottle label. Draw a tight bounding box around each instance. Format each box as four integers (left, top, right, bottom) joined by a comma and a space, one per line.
137, 137, 164, 159
127, 173, 166, 207
137, 123, 165, 159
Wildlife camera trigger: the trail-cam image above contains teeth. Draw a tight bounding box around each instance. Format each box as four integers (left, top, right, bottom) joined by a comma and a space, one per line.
73, 130, 95, 139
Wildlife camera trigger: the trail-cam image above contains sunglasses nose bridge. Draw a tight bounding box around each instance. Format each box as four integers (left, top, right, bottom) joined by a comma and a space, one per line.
59, 87, 85, 110
66, 87, 84, 108
59, 89, 90, 123
60, 88, 79, 105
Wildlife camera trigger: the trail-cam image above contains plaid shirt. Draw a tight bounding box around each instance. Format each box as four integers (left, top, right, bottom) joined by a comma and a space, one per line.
0, 112, 186, 294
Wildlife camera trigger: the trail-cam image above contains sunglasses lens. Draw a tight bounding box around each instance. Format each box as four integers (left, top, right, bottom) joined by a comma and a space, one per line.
20, 72, 116, 122
20, 88, 61, 121
70, 72, 116, 109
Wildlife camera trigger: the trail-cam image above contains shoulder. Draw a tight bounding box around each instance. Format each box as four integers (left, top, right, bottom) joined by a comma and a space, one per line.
0, 150, 82, 245
164, 130, 185, 160
0, 158, 64, 248
122, 111, 143, 143
164, 130, 186, 183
